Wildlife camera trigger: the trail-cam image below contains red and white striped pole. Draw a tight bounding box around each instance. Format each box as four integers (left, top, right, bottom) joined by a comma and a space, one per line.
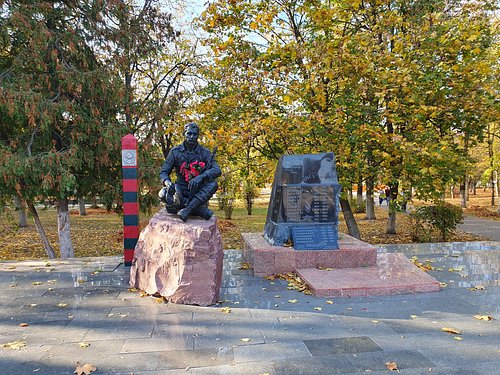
121, 134, 139, 266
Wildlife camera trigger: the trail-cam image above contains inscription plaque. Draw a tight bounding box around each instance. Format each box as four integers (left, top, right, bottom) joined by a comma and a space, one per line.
291, 225, 339, 250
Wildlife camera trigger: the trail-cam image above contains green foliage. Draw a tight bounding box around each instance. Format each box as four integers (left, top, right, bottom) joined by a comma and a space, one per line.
410, 204, 464, 242
216, 171, 237, 219
242, 179, 259, 215
198, 0, 499, 234
349, 197, 366, 214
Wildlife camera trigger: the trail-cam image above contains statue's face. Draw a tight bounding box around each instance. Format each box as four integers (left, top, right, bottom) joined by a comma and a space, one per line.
184, 127, 199, 147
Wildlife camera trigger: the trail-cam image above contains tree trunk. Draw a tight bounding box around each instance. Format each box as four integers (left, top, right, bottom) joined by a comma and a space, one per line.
386, 184, 398, 234
27, 201, 56, 258
79, 198, 87, 216
356, 180, 363, 208
365, 176, 376, 220
57, 198, 74, 258
495, 170, 499, 197
246, 195, 252, 215
90, 196, 99, 209
491, 170, 498, 207
339, 198, 360, 239
13, 195, 28, 227
460, 178, 468, 208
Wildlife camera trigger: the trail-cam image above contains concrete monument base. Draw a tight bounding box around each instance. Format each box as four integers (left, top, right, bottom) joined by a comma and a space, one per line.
130, 210, 223, 306
242, 232, 377, 277
242, 232, 440, 297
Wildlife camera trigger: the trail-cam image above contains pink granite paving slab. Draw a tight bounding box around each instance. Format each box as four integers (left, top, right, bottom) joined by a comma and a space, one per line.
297, 253, 441, 298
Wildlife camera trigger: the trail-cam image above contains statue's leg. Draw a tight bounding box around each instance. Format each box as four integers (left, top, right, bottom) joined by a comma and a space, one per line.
177, 197, 202, 222
178, 181, 218, 221
192, 204, 213, 220
192, 181, 218, 203
190, 181, 218, 220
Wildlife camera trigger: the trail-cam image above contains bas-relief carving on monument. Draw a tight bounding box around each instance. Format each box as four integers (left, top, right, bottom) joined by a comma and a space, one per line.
264, 152, 342, 250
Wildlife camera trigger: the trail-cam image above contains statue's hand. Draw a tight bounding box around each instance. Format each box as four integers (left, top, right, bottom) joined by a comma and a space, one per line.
188, 175, 203, 193
163, 179, 173, 190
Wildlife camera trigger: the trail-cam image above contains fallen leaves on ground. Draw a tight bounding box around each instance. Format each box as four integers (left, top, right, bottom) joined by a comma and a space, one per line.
474, 315, 493, 321
238, 262, 252, 270
441, 327, 462, 334
469, 285, 486, 291
0, 208, 123, 260
74, 362, 96, 375
78, 342, 90, 348
220, 307, 231, 313
265, 273, 311, 295
1, 341, 26, 350
385, 361, 398, 371
410, 257, 435, 272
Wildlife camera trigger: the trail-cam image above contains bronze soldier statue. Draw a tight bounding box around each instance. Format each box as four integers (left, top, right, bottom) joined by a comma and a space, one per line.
159, 122, 221, 222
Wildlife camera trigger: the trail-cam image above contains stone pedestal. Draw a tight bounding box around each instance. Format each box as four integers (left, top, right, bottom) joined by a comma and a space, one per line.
242, 232, 377, 277
241, 232, 440, 298
129, 210, 223, 306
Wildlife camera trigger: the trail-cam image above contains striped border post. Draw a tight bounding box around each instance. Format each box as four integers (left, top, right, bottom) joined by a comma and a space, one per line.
122, 134, 139, 266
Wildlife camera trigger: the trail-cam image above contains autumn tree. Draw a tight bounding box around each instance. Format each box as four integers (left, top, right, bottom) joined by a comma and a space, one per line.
0, 1, 124, 258
199, 0, 498, 236
102, 0, 208, 213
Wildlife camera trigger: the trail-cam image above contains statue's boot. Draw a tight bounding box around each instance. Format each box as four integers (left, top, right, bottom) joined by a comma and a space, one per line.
178, 198, 202, 222
193, 206, 213, 220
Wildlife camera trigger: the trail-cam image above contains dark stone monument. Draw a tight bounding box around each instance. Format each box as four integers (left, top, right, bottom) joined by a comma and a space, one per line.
242, 152, 440, 298
263, 153, 342, 249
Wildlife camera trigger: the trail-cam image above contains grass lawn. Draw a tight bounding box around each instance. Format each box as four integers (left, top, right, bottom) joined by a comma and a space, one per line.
0, 190, 496, 260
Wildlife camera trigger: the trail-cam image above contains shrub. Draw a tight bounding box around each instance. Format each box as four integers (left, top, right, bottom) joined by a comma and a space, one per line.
349, 197, 366, 214
410, 203, 464, 241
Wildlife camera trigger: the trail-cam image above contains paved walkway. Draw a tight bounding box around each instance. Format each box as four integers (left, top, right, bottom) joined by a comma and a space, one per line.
1, 236, 499, 375
459, 215, 500, 241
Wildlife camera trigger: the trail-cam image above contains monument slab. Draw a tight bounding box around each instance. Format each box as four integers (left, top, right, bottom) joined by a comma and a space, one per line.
264, 153, 341, 249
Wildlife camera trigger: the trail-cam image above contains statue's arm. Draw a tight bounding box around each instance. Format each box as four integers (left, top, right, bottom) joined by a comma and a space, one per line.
202, 156, 221, 182
160, 151, 176, 186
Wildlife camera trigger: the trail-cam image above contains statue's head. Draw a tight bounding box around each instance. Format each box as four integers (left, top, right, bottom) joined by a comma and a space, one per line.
184, 122, 199, 148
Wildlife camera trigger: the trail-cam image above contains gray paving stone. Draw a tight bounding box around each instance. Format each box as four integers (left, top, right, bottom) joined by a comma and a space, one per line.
121, 336, 194, 352
304, 336, 383, 356
194, 323, 266, 349
186, 361, 277, 375
348, 349, 435, 372
233, 341, 311, 363
417, 342, 500, 367
272, 355, 357, 375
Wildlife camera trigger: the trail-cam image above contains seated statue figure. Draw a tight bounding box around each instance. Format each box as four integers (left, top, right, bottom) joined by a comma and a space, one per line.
159, 122, 221, 222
